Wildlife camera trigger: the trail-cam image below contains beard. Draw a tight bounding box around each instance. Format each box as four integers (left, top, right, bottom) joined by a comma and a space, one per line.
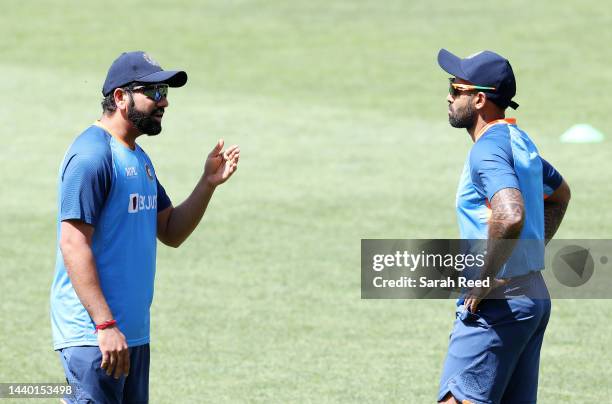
127, 97, 163, 136
448, 99, 476, 129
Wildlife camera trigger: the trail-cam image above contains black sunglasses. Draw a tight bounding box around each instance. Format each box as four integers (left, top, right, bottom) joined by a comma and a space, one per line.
129, 84, 169, 102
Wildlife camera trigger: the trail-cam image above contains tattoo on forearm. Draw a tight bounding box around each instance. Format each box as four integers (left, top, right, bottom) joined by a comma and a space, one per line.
544, 200, 568, 244
489, 188, 525, 239
483, 188, 525, 279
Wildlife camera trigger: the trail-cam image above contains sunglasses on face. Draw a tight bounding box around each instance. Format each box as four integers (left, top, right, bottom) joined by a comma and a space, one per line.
130, 84, 169, 102
448, 78, 495, 97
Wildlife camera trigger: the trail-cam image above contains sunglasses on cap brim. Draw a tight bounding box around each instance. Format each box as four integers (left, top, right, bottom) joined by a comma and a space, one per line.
448, 78, 495, 96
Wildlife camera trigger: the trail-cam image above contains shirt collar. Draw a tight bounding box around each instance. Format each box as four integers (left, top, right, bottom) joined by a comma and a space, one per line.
475, 118, 516, 141
93, 120, 136, 151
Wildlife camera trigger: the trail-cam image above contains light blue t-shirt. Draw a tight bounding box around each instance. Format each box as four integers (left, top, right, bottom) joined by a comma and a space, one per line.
456, 119, 562, 278
50, 123, 171, 350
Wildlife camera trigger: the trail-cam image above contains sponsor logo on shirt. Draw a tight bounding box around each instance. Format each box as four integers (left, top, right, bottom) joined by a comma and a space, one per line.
125, 166, 138, 177
128, 193, 157, 213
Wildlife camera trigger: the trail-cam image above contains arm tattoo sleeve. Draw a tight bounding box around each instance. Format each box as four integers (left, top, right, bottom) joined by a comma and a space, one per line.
482, 188, 525, 280
544, 199, 568, 244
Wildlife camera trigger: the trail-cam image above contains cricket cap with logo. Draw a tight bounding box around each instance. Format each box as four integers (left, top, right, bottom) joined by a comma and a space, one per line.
437, 48, 519, 110
102, 51, 188, 96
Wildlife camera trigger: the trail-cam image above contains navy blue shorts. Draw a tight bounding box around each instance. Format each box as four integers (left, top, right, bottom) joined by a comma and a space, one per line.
438, 271, 551, 404
58, 344, 150, 404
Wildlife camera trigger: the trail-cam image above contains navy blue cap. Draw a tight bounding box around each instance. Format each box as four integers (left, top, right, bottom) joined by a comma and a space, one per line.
437, 49, 519, 110
102, 51, 188, 96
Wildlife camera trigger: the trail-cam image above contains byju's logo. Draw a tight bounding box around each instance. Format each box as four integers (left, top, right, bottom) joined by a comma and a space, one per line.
128, 193, 157, 213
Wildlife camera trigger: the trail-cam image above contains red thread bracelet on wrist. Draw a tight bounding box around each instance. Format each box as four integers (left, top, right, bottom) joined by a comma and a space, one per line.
95, 320, 117, 333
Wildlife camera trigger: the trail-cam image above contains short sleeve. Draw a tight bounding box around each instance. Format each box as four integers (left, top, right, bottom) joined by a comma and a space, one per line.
156, 177, 172, 212
469, 136, 520, 202
541, 157, 563, 197
60, 153, 112, 226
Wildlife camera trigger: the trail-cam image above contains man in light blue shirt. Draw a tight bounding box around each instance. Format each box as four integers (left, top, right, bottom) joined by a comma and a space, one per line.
436, 49, 570, 404
51, 51, 240, 403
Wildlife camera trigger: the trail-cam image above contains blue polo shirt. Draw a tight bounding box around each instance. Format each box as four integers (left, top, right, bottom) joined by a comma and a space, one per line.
50, 122, 171, 350
456, 119, 562, 278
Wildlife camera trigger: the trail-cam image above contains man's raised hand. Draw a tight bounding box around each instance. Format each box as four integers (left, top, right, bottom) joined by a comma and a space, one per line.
204, 139, 240, 187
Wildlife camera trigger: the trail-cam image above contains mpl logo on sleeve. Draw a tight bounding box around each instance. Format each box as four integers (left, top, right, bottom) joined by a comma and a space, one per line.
128, 193, 158, 213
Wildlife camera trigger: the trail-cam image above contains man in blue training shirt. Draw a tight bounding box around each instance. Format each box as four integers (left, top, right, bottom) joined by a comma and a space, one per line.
436, 49, 571, 403
50, 51, 240, 403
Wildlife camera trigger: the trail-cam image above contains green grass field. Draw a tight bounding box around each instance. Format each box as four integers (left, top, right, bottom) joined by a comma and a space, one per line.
1, 1, 611, 402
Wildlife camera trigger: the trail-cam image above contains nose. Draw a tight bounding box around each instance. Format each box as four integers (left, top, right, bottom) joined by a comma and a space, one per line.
446, 93, 454, 104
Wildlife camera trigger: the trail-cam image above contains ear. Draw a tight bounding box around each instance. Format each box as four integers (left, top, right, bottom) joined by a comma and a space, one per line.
474, 92, 488, 110
113, 88, 131, 111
